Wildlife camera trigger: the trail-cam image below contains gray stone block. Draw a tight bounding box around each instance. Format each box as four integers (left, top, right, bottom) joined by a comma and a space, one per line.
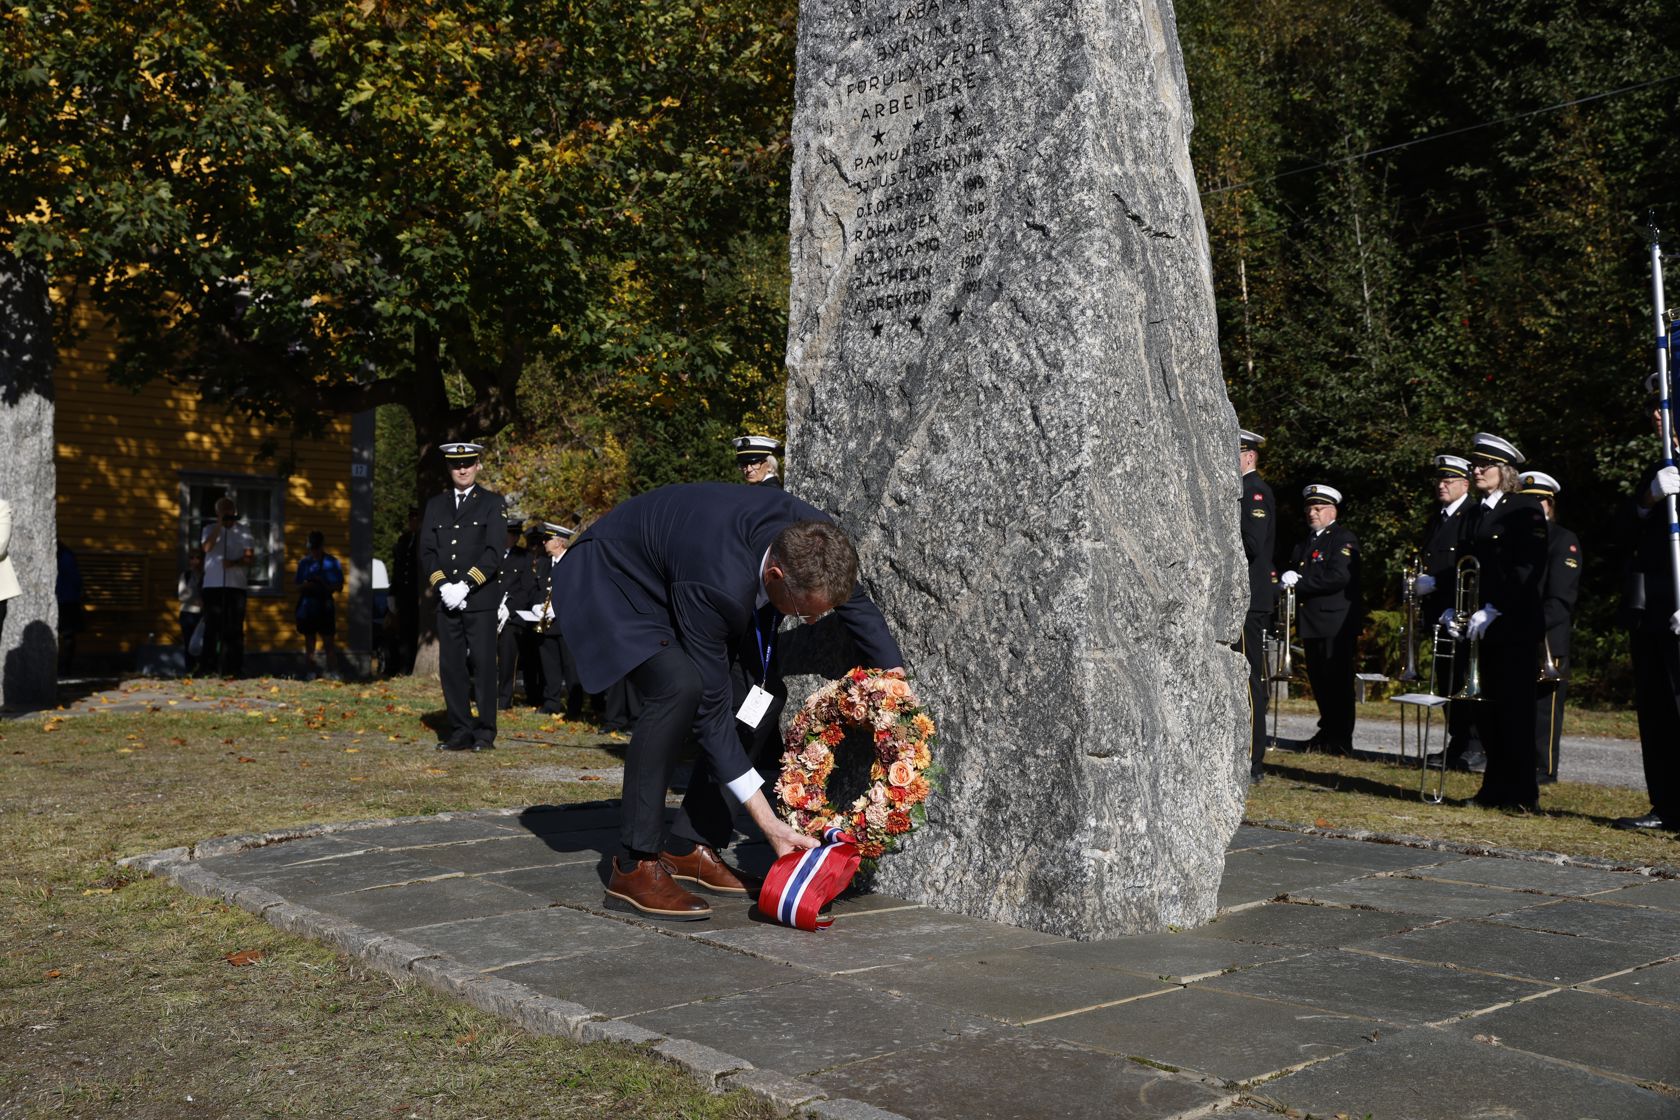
496, 937, 795, 1019
408, 954, 484, 995
359, 936, 438, 978
723, 1068, 828, 1110
193, 833, 264, 860
1358, 918, 1667, 986
261, 902, 326, 938
1490, 898, 1680, 954
1287, 876, 1538, 920
307, 876, 547, 930
400, 903, 656, 970
696, 904, 1055, 975
118, 846, 189, 872
1401, 854, 1647, 897
1446, 988, 1680, 1087
578, 1019, 664, 1047
1601, 877, 1680, 912
1584, 958, 1680, 1007
652, 1038, 753, 1087
1028, 928, 1301, 983
782, 0, 1247, 940
849, 947, 1173, 1024
1187, 900, 1422, 950
509, 994, 597, 1041
804, 1099, 912, 1120
226, 884, 290, 915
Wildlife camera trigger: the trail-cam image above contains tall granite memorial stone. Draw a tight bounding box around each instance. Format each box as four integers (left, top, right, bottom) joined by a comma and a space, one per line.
784, 0, 1248, 938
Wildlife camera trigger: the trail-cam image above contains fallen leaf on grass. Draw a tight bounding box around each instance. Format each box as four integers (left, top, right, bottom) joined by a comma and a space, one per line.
1314, 818, 1330, 829
344, 748, 361, 754
225, 949, 265, 967
81, 888, 114, 896
169, 737, 187, 746
46, 969, 61, 979
424, 767, 448, 775
41, 720, 63, 733
454, 1031, 477, 1047
578, 775, 603, 782
236, 756, 257, 764
244, 710, 263, 718
348, 776, 368, 782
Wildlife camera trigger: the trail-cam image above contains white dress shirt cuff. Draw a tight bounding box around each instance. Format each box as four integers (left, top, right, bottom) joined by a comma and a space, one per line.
725, 767, 764, 804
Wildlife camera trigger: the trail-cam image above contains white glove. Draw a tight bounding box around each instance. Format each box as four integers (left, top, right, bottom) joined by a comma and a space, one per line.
1413, 573, 1437, 595
1279, 570, 1301, 589
1467, 603, 1501, 641
1651, 466, 1680, 501
439, 581, 469, 611
1669, 609, 1680, 637
496, 595, 509, 632
1438, 608, 1462, 638
542, 600, 555, 623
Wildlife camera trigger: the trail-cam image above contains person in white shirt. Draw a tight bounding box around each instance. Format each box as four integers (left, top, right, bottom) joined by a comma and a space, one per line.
200, 497, 257, 677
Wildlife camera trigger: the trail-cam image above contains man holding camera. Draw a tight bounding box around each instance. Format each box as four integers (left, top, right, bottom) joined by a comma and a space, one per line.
200, 496, 257, 678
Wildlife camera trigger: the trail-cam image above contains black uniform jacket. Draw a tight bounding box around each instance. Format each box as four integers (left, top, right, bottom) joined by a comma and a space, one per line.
1289, 521, 1361, 640
556, 483, 902, 787
497, 545, 538, 620
1240, 470, 1277, 614
534, 553, 564, 639
1462, 492, 1548, 647
1420, 497, 1471, 625
1542, 524, 1581, 660
420, 486, 507, 611
756, 474, 784, 490
1616, 461, 1680, 633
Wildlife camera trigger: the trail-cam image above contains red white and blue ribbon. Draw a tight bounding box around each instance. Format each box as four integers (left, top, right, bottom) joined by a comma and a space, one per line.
756, 826, 860, 931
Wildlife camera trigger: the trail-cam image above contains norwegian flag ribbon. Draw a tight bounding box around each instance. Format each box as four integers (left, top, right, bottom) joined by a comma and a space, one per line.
756, 826, 860, 931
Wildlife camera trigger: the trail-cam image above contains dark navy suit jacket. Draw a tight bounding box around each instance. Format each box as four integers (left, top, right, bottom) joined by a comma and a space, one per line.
556, 483, 902, 787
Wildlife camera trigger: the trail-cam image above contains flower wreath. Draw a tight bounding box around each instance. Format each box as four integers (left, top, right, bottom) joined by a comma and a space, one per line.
774, 667, 936, 860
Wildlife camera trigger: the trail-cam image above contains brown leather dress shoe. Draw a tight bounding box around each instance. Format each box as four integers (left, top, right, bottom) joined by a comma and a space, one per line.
660, 844, 754, 895
604, 857, 712, 921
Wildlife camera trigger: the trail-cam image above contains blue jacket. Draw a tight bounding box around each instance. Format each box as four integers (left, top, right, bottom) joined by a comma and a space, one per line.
557, 483, 902, 788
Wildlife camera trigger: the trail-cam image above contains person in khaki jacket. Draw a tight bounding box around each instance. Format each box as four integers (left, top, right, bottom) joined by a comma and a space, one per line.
0, 500, 19, 642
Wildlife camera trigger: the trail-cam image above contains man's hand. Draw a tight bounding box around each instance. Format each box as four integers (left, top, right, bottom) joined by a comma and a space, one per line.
1279, 570, 1301, 589
742, 788, 820, 859
1668, 609, 1680, 637
496, 595, 509, 629
1413, 573, 1436, 595
1438, 607, 1462, 639
439, 581, 469, 611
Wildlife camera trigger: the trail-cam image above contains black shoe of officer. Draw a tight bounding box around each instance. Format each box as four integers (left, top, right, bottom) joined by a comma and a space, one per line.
1612, 812, 1674, 831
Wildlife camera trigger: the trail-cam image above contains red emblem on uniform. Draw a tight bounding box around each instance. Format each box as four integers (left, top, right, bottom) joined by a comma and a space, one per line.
1569, 544, 1578, 552
1253, 493, 1264, 500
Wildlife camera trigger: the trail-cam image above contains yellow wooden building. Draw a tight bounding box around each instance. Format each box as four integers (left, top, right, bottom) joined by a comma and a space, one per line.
55, 307, 372, 675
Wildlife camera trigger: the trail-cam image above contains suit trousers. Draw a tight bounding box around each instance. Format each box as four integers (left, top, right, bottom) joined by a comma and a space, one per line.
200, 587, 247, 677
438, 607, 498, 744
537, 635, 582, 714
1472, 644, 1540, 808
667, 655, 789, 852
1535, 665, 1567, 782
1242, 610, 1270, 770
621, 644, 729, 855
1631, 631, 1680, 823
1303, 629, 1356, 745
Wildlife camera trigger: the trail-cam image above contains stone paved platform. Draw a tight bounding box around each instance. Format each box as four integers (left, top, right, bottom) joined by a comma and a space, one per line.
125, 807, 1680, 1120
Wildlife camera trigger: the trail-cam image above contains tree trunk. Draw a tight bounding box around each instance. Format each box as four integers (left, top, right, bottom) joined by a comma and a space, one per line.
0, 255, 59, 709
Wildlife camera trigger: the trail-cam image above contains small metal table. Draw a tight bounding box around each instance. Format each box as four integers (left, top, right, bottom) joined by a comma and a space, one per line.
1390, 692, 1450, 803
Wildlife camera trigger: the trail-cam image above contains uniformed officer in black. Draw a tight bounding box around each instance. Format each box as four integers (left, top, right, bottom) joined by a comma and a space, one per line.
1238, 429, 1277, 781
1412, 454, 1482, 769
1280, 484, 1361, 753
421, 442, 507, 751
732, 434, 784, 489
1614, 377, 1680, 831
1452, 432, 1548, 809
1520, 472, 1578, 784
495, 517, 537, 710
522, 522, 582, 716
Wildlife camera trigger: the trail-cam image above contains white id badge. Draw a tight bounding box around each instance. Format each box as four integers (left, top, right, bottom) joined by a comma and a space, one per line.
736, 685, 774, 728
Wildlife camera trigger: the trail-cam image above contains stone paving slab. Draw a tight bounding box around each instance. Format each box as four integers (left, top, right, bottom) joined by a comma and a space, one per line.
1198, 949, 1547, 1026
627, 975, 992, 1076
495, 936, 799, 1018
1447, 988, 1680, 1089
1027, 984, 1380, 1083
1355, 918, 1669, 986
397, 905, 660, 970
809, 1029, 1229, 1120
1583, 960, 1680, 1010
130, 810, 1680, 1120
1398, 854, 1651, 897
1257, 1024, 1678, 1120
308, 875, 549, 929
843, 948, 1174, 1025
1185, 899, 1425, 949
1488, 898, 1680, 954
1024, 929, 1302, 983
1287, 875, 1552, 919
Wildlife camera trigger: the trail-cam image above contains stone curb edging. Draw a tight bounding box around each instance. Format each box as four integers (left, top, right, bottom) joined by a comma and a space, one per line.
119, 816, 907, 1120
1244, 817, 1680, 880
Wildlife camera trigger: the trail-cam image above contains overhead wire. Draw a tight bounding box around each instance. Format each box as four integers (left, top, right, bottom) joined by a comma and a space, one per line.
1202, 73, 1680, 196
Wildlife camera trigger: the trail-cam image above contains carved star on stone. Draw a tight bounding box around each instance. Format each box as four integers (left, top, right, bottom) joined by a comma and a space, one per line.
870, 321, 883, 337
949, 105, 965, 123
872, 129, 885, 146
908, 315, 923, 332
947, 307, 963, 325
913, 119, 924, 133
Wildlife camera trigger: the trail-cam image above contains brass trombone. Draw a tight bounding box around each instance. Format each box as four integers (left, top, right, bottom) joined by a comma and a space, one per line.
1538, 635, 1563, 683
1271, 585, 1297, 684
1450, 555, 1484, 702
1398, 552, 1423, 682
